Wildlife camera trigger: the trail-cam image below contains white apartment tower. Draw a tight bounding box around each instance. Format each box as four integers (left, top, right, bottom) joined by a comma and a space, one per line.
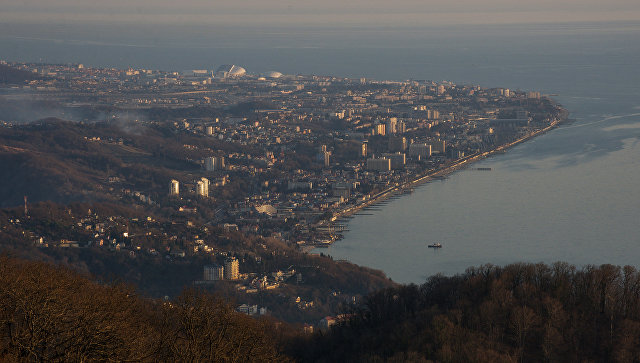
197, 177, 210, 197
169, 179, 179, 196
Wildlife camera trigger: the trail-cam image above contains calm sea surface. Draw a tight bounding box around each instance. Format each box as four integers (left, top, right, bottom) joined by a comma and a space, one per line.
2, 21, 640, 283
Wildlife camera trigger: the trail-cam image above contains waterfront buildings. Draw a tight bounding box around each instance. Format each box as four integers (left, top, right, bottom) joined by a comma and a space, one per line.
408, 143, 432, 159
427, 140, 446, 154
381, 153, 406, 169
0, 60, 565, 252
367, 157, 392, 172
332, 182, 352, 199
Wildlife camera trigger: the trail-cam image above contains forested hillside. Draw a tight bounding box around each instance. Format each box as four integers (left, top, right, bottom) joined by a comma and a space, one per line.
0, 255, 287, 362
5, 257, 640, 362
291, 262, 640, 362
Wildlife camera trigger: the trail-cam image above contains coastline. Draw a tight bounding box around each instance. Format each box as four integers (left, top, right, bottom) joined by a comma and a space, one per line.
313, 116, 565, 242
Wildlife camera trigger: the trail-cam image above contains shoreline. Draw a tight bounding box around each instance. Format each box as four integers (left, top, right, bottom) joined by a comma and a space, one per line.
309, 117, 564, 249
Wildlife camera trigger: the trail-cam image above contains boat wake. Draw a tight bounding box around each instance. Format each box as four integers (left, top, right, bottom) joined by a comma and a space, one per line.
558, 112, 640, 130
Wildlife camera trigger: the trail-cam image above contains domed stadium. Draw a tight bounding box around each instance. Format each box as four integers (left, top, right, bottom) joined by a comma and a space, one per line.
216, 64, 246, 77
263, 71, 283, 78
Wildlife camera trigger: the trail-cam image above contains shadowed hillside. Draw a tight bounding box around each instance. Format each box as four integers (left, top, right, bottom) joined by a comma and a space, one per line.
290, 262, 640, 362
0, 119, 211, 207
0, 64, 43, 84
0, 255, 287, 362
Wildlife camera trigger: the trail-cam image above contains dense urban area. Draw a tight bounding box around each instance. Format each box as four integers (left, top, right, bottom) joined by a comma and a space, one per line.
0, 61, 569, 336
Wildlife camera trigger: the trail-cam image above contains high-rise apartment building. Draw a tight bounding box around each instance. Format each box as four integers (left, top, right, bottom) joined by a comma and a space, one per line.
203, 264, 223, 281
427, 140, 446, 154
366, 157, 391, 172
224, 257, 239, 280
169, 179, 179, 196
408, 143, 432, 159
205, 156, 225, 171
381, 153, 406, 169
197, 177, 209, 197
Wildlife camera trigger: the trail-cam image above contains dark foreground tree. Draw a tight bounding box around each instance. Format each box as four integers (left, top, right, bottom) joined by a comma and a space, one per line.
0, 255, 288, 362
289, 262, 640, 362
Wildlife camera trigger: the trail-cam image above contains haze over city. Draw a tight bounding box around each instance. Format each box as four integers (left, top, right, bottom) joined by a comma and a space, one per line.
3, 0, 640, 25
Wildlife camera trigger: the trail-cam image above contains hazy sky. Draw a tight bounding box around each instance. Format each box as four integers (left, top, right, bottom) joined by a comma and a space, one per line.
3, 0, 640, 26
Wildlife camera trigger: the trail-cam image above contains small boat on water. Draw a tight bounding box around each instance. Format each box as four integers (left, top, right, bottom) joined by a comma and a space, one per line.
428, 243, 442, 248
